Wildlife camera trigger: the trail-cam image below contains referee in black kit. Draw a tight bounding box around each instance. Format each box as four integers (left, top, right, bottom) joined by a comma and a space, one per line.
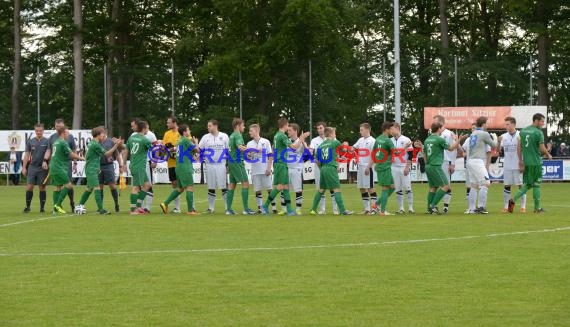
99, 128, 124, 212
22, 123, 50, 212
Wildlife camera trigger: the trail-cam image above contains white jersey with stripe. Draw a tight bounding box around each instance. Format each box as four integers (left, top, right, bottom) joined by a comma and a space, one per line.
391, 134, 412, 167
352, 136, 375, 165
441, 128, 457, 162
246, 137, 273, 175
500, 131, 521, 170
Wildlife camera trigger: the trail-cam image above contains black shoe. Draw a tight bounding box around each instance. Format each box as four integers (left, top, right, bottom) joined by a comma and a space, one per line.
476, 207, 489, 214
272, 210, 278, 214
40, 208, 45, 213
115, 205, 120, 213
98, 209, 111, 215
143, 208, 150, 214
23, 207, 30, 213
534, 208, 546, 214
70, 203, 75, 212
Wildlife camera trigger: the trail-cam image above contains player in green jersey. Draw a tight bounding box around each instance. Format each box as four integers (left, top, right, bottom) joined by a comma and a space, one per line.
160, 124, 200, 215
49, 126, 84, 214
369, 121, 397, 216
226, 118, 256, 215
125, 120, 153, 215
420, 122, 467, 214
76, 126, 122, 215
509, 113, 552, 213
309, 127, 353, 215
261, 117, 309, 215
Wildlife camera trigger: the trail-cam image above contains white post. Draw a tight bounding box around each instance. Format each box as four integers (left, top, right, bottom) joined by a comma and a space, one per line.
529, 55, 533, 106
104, 64, 107, 129
454, 56, 458, 106
394, 0, 401, 124
382, 58, 386, 122
171, 58, 175, 116
238, 70, 243, 119
36, 66, 41, 123
309, 60, 313, 137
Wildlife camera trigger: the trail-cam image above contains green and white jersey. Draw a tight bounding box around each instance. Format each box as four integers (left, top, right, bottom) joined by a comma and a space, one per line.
49, 138, 71, 174
85, 140, 105, 175
373, 134, 394, 171
176, 137, 194, 174
229, 131, 245, 163
273, 131, 292, 166
424, 134, 448, 166
520, 125, 544, 166
126, 133, 152, 171
318, 139, 341, 168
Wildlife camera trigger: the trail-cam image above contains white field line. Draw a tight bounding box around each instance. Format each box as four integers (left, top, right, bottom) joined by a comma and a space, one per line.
1, 226, 569, 257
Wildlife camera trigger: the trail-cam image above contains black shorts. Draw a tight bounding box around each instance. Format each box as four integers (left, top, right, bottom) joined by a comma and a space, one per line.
168, 167, 176, 182
27, 165, 48, 185
99, 166, 116, 185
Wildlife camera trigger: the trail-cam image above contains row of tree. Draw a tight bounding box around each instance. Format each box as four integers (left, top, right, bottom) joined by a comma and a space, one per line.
2, 0, 569, 142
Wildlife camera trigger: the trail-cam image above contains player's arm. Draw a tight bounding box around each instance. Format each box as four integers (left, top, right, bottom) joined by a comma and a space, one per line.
539, 143, 552, 160
289, 131, 310, 150
104, 138, 122, 157
486, 147, 492, 171
517, 139, 524, 172
446, 134, 468, 151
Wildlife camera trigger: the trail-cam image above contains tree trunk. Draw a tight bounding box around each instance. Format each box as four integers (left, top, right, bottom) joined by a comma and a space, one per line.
106, 0, 120, 136
438, 0, 449, 106
11, 0, 21, 129
72, 0, 83, 129
536, 0, 550, 106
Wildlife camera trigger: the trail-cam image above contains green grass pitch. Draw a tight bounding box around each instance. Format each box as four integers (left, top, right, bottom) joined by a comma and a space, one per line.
1, 182, 569, 326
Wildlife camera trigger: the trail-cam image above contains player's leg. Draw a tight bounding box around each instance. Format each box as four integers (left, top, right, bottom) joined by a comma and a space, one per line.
441, 161, 452, 211
502, 170, 513, 212
368, 170, 378, 213
403, 170, 414, 212
67, 162, 75, 211
378, 169, 395, 214
205, 165, 216, 212
24, 170, 35, 212
357, 165, 369, 213
314, 166, 326, 213
514, 169, 526, 212
289, 168, 303, 214
392, 167, 404, 213
168, 167, 180, 212
226, 168, 237, 214
475, 161, 490, 213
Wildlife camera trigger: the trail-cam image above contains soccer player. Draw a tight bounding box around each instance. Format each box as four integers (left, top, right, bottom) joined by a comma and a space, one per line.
48, 118, 78, 211
421, 122, 467, 214
351, 123, 377, 214
226, 118, 256, 215
160, 124, 199, 215
140, 122, 158, 213
281, 123, 306, 215
77, 127, 122, 214
309, 127, 352, 215
163, 116, 182, 213
369, 122, 396, 216
465, 117, 497, 214
98, 128, 124, 212
261, 117, 309, 215
509, 113, 552, 213
309, 122, 338, 214
391, 122, 414, 214
22, 123, 50, 213
124, 120, 153, 215
50, 126, 84, 214
246, 124, 277, 214
498, 117, 526, 213
198, 119, 230, 213
432, 115, 458, 213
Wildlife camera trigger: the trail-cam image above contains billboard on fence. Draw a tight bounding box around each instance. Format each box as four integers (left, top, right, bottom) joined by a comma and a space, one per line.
423, 106, 547, 129
0, 130, 93, 152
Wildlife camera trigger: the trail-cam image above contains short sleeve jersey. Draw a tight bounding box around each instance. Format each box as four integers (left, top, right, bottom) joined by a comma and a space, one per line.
85, 140, 105, 175
127, 133, 152, 171
198, 132, 230, 165
176, 137, 194, 174
352, 136, 375, 165
246, 138, 272, 175
49, 138, 71, 174
424, 134, 448, 166
26, 137, 49, 167
163, 129, 180, 168
273, 131, 292, 166
440, 128, 457, 162
100, 137, 118, 165
287, 139, 305, 170
373, 134, 394, 171
500, 131, 521, 170
229, 131, 245, 164
391, 134, 412, 167
318, 139, 341, 168
520, 125, 544, 166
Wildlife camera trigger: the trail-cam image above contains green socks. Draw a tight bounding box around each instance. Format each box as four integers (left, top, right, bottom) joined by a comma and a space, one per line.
312, 191, 324, 211
427, 191, 435, 210
186, 191, 194, 212
334, 192, 346, 212
264, 189, 279, 207
533, 186, 541, 210
94, 190, 103, 211
53, 190, 60, 206
282, 190, 292, 212
431, 189, 447, 207
79, 190, 92, 206
380, 188, 394, 212
57, 188, 69, 206
130, 194, 137, 209
164, 190, 181, 206
241, 188, 249, 210
514, 185, 529, 202
226, 189, 235, 210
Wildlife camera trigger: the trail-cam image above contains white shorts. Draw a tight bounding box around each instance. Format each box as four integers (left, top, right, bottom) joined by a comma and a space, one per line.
356, 165, 375, 189
205, 164, 227, 189
503, 169, 522, 186
288, 167, 303, 192
466, 159, 489, 186
464, 167, 470, 187
251, 174, 272, 192
391, 166, 411, 191
442, 161, 452, 182
145, 161, 153, 184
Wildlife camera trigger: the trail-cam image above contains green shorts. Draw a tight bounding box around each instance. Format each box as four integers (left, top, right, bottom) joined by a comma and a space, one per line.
273, 164, 288, 186
228, 163, 248, 184
426, 165, 449, 188
50, 170, 69, 186
131, 169, 149, 187
319, 165, 340, 189
523, 165, 542, 186
176, 169, 194, 188
86, 171, 100, 188
375, 168, 394, 186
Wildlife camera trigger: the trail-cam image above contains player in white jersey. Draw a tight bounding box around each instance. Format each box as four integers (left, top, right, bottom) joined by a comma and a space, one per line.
246, 124, 277, 214
309, 122, 338, 214
465, 116, 497, 214
279, 123, 306, 215
462, 123, 491, 214
351, 123, 377, 214
391, 123, 414, 214
498, 116, 526, 213
198, 119, 230, 213
129, 118, 157, 213
433, 115, 458, 213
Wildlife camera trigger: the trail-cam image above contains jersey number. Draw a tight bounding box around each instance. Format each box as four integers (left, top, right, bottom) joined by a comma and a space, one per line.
52, 146, 57, 156
131, 143, 140, 155
426, 144, 433, 157
321, 149, 329, 160
525, 135, 530, 148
